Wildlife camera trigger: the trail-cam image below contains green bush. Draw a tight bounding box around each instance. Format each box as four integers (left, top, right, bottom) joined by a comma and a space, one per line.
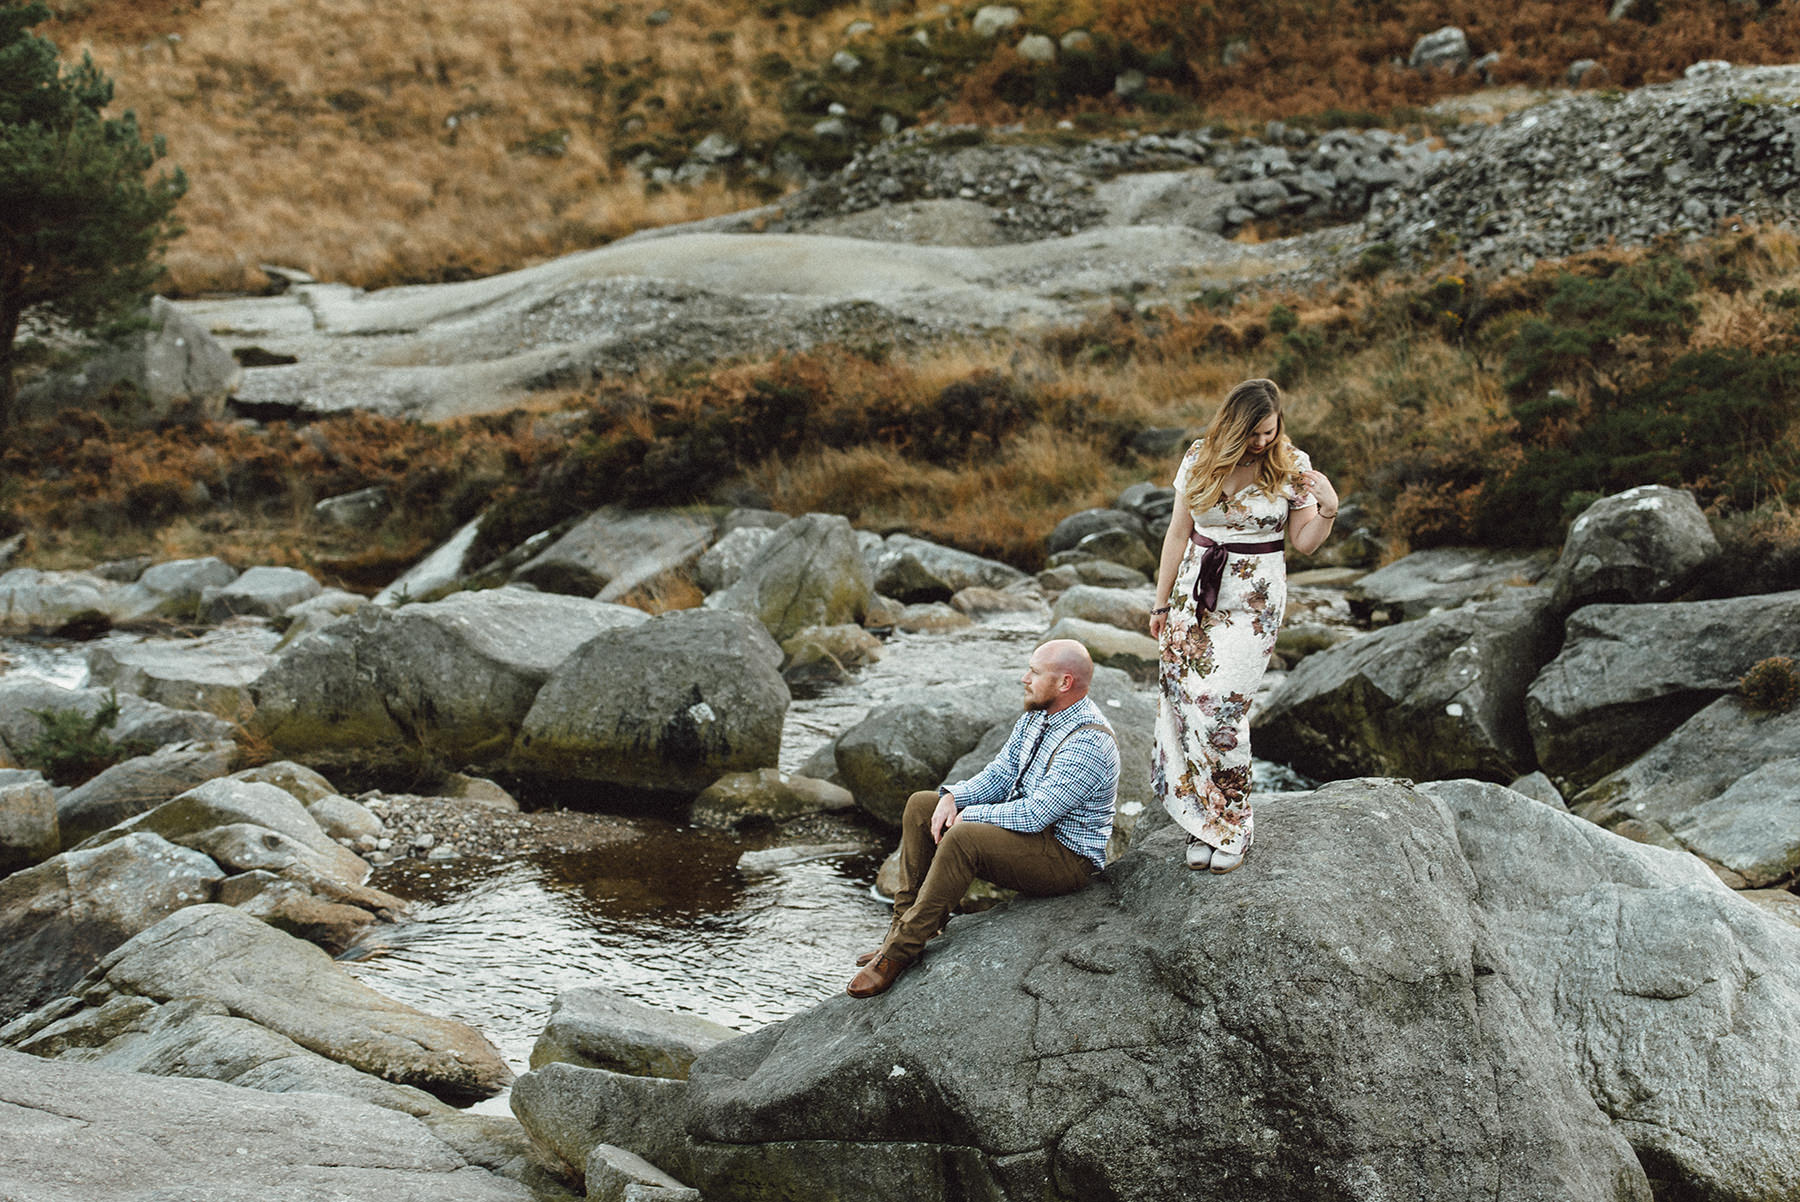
20, 692, 153, 786
1501, 258, 1698, 401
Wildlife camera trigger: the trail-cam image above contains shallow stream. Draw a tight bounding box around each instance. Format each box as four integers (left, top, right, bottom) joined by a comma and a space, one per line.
0, 599, 1337, 1112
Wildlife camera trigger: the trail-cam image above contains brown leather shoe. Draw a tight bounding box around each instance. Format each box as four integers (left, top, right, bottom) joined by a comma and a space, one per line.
847, 953, 911, 998
855, 949, 880, 967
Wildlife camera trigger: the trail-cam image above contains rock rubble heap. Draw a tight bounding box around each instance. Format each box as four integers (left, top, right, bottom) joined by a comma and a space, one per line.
1366, 62, 1800, 268
771, 122, 1450, 241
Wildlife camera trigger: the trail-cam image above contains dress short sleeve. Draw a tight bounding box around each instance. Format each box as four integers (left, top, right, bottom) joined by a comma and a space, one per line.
1172, 440, 1203, 495
1282, 447, 1318, 508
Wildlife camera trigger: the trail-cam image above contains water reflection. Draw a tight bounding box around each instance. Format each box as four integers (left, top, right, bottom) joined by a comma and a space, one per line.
342, 819, 887, 1108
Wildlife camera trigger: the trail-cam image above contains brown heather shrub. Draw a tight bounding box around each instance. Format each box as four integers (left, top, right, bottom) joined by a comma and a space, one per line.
1740, 656, 1799, 714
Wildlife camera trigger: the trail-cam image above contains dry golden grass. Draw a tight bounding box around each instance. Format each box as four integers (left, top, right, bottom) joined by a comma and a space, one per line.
46, 0, 874, 291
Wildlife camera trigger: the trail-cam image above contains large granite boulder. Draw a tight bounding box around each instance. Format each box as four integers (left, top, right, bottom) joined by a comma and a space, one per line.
55, 739, 237, 847
4, 904, 511, 1102
511, 609, 788, 796
1424, 779, 1800, 1200
0, 833, 224, 1024
529, 986, 738, 1080
1045, 508, 1148, 556
689, 768, 855, 831
252, 588, 648, 775
1550, 485, 1719, 611
0, 679, 236, 764
1048, 584, 1155, 632
0, 769, 58, 874
1571, 696, 1800, 866
116, 556, 240, 620
0, 567, 151, 633
516, 779, 1665, 1201
513, 507, 717, 597
707, 513, 873, 643
694, 526, 777, 594
869, 533, 1027, 603
1525, 590, 1800, 790
202, 565, 323, 621
1042, 615, 1159, 681
1347, 547, 1557, 621
93, 778, 372, 892
13, 296, 241, 424
834, 677, 1019, 825
1256, 588, 1561, 782
0, 1051, 530, 1201
86, 624, 281, 722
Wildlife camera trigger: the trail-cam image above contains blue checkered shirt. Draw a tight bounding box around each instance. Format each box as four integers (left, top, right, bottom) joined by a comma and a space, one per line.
946, 696, 1119, 869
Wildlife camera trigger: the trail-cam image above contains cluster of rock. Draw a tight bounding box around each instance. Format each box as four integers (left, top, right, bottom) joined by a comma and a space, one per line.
1256, 483, 1800, 907
502, 776, 1800, 1202
768, 121, 1451, 242
1366, 61, 1800, 268
0, 753, 566, 1196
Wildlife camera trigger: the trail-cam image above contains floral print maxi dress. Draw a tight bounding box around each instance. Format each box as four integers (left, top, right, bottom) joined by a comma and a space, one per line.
1154, 441, 1316, 856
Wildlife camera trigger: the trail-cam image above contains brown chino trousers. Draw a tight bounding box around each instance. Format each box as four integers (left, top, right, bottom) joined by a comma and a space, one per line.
882, 790, 1096, 963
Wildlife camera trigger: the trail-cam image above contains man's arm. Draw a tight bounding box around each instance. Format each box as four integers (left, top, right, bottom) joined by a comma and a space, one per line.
941, 716, 1029, 810
959, 728, 1118, 835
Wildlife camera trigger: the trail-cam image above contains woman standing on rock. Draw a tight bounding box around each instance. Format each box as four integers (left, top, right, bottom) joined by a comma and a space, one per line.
1148, 378, 1337, 872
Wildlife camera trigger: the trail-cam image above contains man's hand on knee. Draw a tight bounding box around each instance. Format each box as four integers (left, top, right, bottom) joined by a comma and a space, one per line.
930, 792, 960, 844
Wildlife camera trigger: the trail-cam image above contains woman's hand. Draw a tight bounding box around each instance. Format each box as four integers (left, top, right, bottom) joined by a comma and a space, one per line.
1300, 469, 1339, 515
1149, 610, 1167, 640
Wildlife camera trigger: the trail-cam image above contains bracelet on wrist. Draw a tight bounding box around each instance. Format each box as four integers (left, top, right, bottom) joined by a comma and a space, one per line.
1152, 605, 1171, 615
1319, 509, 1338, 519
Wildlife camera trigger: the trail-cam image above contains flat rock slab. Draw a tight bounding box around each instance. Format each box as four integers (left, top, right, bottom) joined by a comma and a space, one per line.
530, 986, 738, 1079
1347, 548, 1556, 620
41, 904, 511, 1103
86, 624, 282, 723
0, 1049, 530, 1202
1527, 590, 1800, 789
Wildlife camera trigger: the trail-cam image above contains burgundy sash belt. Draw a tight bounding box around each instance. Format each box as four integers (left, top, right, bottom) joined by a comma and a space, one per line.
1189, 530, 1285, 613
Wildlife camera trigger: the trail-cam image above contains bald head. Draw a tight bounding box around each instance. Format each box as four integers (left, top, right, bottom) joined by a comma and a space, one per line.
1022, 638, 1095, 712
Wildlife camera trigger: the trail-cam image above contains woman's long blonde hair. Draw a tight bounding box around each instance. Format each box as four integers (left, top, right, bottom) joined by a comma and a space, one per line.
1182, 378, 1301, 514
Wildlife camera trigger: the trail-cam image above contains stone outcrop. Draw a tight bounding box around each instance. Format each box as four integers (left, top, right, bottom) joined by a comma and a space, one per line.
694, 525, 776, 593
1549, 485, 1719, 611
0, 833, 223, 1024
1526, 590, 1800, 789
203, 565, 323, 621
253, 587, 648, 775
529, 986, 737, 1080
689, 768, 855, 831
1425, 779, 1800, 1199
511, 609, 788, 796
869, 533, 1027, 603
5, 904, 511, 1102
0, 769, 58, 874
1047, 584, 1154, 632
55, 739, 237, 847
512, 508, 717, 598
834, 677, 1020, 825
514, 779, 1709, 1201
0, 679, 236, 763
1347, 547, 1557, 622
0, 1051, 532, 1202
1571, 695, 1800, 871
14, 296, 242, 424
707, 513, 873, 642
1256, 588, 1561, 782
86, 624, 281, 722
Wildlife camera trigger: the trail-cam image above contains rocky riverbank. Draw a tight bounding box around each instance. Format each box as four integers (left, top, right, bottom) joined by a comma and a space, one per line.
3, 468, 1799, 1198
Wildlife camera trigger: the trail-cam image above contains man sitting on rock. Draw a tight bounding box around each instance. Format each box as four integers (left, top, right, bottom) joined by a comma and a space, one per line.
849, 638, 1120, 998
